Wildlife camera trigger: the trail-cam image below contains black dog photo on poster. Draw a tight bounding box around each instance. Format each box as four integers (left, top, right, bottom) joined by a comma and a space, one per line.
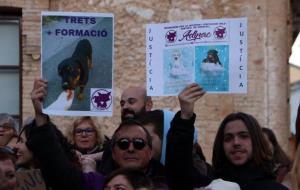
57, 39, 92, 102
41, 12, 114, 116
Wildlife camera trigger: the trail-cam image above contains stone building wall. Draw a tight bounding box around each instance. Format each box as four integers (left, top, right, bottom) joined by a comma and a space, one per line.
0, 0, 290, 161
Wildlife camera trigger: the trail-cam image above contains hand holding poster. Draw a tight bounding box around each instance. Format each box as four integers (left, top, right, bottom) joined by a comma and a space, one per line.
146, 17, 247, 96
41, 12, 114, 116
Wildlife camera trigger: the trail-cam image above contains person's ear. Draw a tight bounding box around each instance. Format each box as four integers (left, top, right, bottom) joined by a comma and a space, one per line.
145, 97, 153, 111
147, 147, 152, 161
150, 149, 155, 158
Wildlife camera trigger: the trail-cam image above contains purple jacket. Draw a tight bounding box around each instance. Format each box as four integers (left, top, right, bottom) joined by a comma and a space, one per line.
84, 172, 105, 190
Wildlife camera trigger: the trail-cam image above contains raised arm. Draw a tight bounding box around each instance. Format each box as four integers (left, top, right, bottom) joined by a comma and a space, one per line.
30, 78, 48, 126
27, 79, 102, 190
178, 83, 205, 119
166, 83, 211, 190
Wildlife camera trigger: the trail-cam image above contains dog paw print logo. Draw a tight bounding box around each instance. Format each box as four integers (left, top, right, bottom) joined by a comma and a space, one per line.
91, 89, 112, 110
213, 26, 227, 39
165, 30, 177, 43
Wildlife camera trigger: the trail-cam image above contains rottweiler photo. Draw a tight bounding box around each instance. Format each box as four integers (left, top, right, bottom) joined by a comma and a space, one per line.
202, 49, 222, 66
58, 39, 93, 100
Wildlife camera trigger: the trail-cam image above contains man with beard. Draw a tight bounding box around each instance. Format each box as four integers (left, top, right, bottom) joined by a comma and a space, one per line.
99, 86, 154, 174
166, 96, 288, 190
29, 79, 169, 189
120, 86, 153, 121
119, 86, 202, 167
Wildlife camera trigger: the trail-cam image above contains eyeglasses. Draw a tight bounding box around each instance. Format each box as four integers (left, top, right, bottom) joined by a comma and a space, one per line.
0, 124, 13, 131
115, 138, 147, 150
74, 128, 95, 135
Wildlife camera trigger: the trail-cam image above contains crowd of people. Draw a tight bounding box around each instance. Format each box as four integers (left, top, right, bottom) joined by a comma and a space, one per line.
0, 79, 299, 190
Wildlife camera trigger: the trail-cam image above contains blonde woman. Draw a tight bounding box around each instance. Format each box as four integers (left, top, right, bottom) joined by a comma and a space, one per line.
68, 116, 104, 155
67, 117, 105, 172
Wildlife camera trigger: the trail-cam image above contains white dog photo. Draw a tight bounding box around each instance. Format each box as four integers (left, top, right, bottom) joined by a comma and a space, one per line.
169, 49, 189, 77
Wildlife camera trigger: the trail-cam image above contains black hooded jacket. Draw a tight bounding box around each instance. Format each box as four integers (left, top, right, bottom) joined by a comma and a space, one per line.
166, 111, 288, 190
216, 162, 288, 190
166, 111, 212, 190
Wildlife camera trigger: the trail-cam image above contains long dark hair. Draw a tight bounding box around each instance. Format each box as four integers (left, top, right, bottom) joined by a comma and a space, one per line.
17, 121, 40, 168
262, 127, 292, 168
212, 112, 273, 175
19, 119, 80, 169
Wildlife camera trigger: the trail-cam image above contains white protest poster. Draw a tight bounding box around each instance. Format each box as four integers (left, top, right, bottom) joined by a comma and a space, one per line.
41, 11, 114, 116
146, 17, 247, 96
289, 32, 300, 67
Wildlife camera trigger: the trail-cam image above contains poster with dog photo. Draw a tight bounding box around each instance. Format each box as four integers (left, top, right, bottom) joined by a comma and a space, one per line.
163, 47, 194, 94
146, 17, 247, 96
41, 11, 114, 116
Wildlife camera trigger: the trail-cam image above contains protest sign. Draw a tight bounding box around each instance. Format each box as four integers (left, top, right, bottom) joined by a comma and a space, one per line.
41, 11, 114, 116
289, 32, 300, 67
15, 169, 46, 190
146, 17, 247, 96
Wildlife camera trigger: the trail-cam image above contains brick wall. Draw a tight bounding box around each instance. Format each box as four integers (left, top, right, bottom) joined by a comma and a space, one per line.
0, 0, 291, 162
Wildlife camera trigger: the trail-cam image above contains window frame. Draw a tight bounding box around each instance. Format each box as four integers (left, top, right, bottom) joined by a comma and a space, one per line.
0, 7, 22, 126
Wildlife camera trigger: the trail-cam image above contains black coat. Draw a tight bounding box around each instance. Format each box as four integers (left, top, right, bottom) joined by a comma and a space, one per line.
166, 111, 287, 190
26, 121, 86, 190
99, 140, 169, 189
217, 163, 288, 190
166, 111, 212, 190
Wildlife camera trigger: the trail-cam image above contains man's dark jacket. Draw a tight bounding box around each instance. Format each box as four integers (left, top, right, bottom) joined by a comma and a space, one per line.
165, 111, 288, 190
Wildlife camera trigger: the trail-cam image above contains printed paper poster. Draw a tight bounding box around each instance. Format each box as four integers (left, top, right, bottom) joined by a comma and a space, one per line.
41, 11, 114, 116
146, 17, 247, 96
289, 32, 300, 67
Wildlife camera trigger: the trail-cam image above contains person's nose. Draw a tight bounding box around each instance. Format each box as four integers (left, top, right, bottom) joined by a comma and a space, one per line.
81, 131, 88, 137
122, 101, 130, 109
127, 142, 135, 152
233, 136, 241, 145
13, 142, 20, 150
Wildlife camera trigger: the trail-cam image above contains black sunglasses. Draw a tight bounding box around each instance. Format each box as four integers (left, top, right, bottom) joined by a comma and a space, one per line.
115, 138, 147, 150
